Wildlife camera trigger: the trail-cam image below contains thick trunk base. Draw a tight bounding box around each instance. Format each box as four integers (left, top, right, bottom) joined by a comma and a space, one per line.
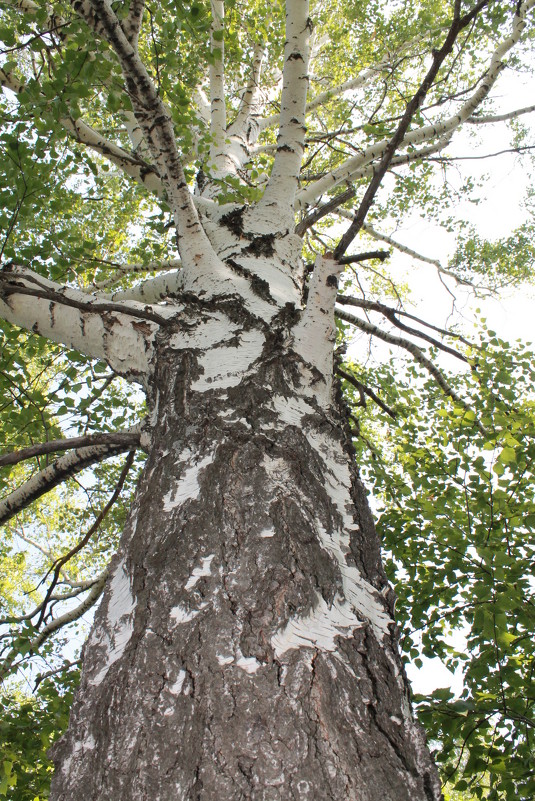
50, 340, 441, 801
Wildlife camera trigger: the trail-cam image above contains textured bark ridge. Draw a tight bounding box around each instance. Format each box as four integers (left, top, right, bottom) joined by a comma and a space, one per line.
50, 298, 442, 800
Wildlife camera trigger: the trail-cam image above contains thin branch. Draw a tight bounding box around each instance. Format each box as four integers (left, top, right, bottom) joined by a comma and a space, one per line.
0, 570, 107, 680
337, 367, 398, 419
338, 251, 390, 266
353, 219, 475, 288
36, 450, 136, 628
428, 144, 535, 162
334, 0, 492, 259
336, 295, 470, 361
468, 103, 535, 124
35, 658, 82, 688
296, 185, 356, 235
335, 306, 484, 427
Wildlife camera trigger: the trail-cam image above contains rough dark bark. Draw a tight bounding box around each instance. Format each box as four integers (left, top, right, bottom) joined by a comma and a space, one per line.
49, 299, 442, 800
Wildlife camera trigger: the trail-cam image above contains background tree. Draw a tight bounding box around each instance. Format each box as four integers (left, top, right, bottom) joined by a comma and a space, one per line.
0, 0, 534, 799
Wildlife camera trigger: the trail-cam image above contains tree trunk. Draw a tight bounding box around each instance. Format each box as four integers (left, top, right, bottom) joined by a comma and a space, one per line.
50, 266, 442, 800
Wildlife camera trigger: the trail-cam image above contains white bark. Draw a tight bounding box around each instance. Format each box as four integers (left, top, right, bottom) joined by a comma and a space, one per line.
228, 41, 265, 139
209, 0, 229, 177
0, 267, 167, 379
105, 269, 184, 302
292, 253, 343, 391
257, 0, 311, 218
91, 259, 182, 291
468, 102, 535, 124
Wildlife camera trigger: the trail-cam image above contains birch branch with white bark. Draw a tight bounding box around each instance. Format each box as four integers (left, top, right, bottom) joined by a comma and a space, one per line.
72, 0, 220, 275
296, 130, 454, 209
0, 67, 165, 196
91, 258, 181, 290
0, 431, 142, 468
105, 269, 184, 302
0, 442, 136, 526
292, 253, 343, 386
256, 29, 426, 132
209, 0, 229, 177
0, 266, 169, 378
257, 0, 311, 217
296, 0, 535, 210
468, 102, 535, 124
228, 41, 265, 139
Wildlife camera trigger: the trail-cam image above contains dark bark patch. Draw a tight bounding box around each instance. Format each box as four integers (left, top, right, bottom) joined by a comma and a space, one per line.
243, 234, 276, 258
226, 258, 275, 304
220, 207, 246, 237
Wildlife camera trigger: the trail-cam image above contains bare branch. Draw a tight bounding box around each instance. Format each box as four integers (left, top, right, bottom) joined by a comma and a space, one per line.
36, 450, 136, 628
336, 296, 469, 361
342, 218, 474, 288
335, 306, 469, 408
337, 367, 398, 420
0, 431, 142, 468
296, 185, 356, 235
337, 292, 474, 347
0, 439, 138, 526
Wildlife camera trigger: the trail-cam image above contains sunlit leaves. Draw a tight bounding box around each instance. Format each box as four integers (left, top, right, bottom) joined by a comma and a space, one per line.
348, 331, 535, 799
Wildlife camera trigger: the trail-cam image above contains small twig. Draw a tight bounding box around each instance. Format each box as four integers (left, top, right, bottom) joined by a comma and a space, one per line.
35, 450, 136, 629
338, 367, 398, 420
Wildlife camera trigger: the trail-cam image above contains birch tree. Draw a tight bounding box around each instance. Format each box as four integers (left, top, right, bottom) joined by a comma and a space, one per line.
1, 0, 534, 798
